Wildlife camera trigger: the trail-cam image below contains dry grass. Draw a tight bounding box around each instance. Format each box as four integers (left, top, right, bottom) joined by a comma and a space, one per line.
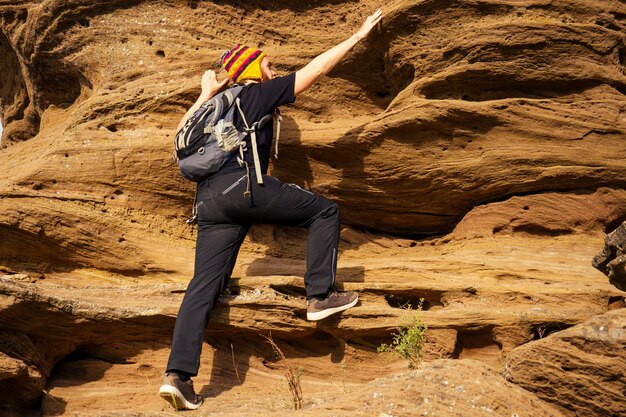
262, 333, 304, 410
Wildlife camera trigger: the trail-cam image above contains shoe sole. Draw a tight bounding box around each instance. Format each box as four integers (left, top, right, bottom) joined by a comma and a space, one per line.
159, 384, 203, 410
307, 296, 358, 321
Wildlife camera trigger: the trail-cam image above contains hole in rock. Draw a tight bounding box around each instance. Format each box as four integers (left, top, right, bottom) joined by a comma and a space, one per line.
608, 296, 626, 310
382, 291, 444, 311
105, 124, 117, 132
294, 309, 307, 321
453, 327, 502, 367
270, 284, 306, 298
530, 322, 572, 340
79, 19, 89, 28
619, 47, 626, 68
605, 214, 626, 234
147, 40, 153, 46
511, 223, 572, 237
156, 50, 165, 58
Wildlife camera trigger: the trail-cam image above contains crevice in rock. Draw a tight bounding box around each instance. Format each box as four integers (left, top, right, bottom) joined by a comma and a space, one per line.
346, 336, 394, 353
605, 213, 626, 234
530, 322, 572, 340
505, 223, 573, 237
608, 296, 626, 310
0, 28, 37, 144
270, 284, 306, 298
379, 290, 445, 311
422, 75, 615, 102
34, 57, 92, 110
452, 326, 502, 364
0, 225, 79, 269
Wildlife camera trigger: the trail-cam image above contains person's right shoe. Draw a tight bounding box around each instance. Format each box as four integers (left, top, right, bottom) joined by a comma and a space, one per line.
307, 290, 359, 321
159, 372, 203, 411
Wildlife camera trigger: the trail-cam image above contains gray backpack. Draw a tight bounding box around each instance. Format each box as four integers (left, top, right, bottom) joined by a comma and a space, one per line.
174, 85, 282, 222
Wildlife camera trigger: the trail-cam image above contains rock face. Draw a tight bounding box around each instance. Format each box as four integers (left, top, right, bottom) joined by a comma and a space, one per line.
0, 0, 625, 261
44, 355, 568, 416
593, 221, 626, 291
505, 309, 626, 417
0, 0, 625, 415
308, 359, 565, 417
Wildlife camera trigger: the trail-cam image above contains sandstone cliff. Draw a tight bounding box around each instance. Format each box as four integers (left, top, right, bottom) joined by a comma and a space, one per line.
0, 0, 625, 415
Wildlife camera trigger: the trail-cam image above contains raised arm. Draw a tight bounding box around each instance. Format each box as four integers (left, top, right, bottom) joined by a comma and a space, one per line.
294, 9, 382, 96
177, 70, 228, 131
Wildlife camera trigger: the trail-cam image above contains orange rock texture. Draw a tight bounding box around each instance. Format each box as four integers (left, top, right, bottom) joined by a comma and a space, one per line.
0, 0, 625, 415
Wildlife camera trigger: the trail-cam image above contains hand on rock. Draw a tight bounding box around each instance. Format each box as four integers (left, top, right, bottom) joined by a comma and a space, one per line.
355, 9, 383, 41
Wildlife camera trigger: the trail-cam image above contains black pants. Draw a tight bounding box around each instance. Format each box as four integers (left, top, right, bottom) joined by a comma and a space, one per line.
166, 170, 339, 376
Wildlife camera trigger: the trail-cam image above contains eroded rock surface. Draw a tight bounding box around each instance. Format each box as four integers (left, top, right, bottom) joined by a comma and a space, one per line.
0, 1, 625, 272
505, 309, 626, 417
307, 359, 564, 417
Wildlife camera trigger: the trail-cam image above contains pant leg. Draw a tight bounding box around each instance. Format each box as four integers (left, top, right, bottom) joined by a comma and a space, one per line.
303, 200, 340, 297
216, 174, 339, 299
166, 220, 249, 376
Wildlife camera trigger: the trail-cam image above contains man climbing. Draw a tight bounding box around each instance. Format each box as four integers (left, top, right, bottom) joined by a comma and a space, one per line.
159, 9, 383, 410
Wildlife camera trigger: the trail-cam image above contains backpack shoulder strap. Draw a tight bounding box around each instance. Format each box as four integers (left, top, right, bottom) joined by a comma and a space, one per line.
235, 97, 263, 186
203, 86, 244, 135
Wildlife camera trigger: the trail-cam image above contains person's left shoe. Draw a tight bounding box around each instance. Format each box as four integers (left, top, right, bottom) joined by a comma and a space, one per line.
307, 290, 359, 321
159, 372, 203, 411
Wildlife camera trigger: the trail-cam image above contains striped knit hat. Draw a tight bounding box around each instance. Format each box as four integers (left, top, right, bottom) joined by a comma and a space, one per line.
219, 45, 266, 83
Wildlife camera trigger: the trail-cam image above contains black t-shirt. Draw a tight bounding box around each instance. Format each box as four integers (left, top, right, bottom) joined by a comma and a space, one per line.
210, 72, 296, 178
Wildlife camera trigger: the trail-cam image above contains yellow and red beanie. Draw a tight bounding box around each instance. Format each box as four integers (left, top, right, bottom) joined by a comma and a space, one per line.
218, 45, 266, 83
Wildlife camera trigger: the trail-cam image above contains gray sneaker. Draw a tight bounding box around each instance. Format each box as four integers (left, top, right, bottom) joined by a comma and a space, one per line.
159, 372, 203, 410
307, 290, 359, 321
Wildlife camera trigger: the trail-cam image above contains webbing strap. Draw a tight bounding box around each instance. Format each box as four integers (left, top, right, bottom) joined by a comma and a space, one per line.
235, 98, 264, 185
186, 186, 198, 224
274, 110, 282, 159
249, 130, 263, 185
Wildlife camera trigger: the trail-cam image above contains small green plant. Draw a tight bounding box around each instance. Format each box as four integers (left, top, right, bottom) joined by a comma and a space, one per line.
377, 299, 427, 369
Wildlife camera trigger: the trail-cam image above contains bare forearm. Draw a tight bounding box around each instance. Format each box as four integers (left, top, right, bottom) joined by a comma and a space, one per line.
177, 92, 211, 131
177, 69, 229, 131
294, 9, 382, 96
307, 35, 359, 79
